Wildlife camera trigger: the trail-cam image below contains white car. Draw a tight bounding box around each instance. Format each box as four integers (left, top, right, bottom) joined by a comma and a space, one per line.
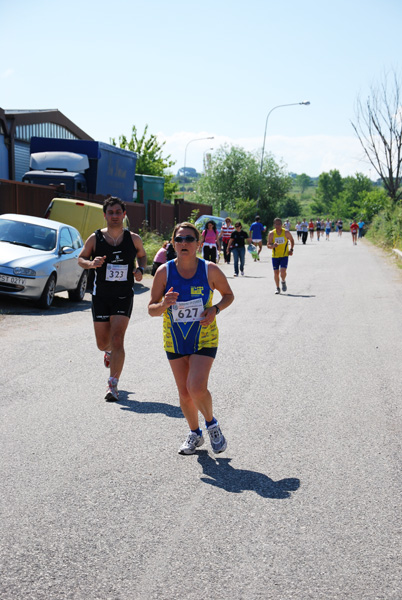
0, 213, 88, 308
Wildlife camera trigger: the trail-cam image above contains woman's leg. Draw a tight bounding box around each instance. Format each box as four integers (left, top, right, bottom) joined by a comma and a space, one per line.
239, 247, 245, 272
168, 355, 215, 429
233, 248, 239, 274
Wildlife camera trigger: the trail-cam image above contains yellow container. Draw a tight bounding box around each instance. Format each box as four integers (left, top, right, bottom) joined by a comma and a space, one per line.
45, 198, 130, 242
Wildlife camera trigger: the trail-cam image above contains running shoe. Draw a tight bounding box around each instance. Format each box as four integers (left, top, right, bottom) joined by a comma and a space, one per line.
207, 422, 227, 454
178, 432, 205, 455
234, 273, 238, 277
241, 271, 245, 276
104, 351, 111, 369
105, 376, 119, 402
275, 287, 281, 294
281, 280, 287, 292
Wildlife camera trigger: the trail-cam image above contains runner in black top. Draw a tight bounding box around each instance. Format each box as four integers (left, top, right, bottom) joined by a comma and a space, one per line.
78, 197, 146, 401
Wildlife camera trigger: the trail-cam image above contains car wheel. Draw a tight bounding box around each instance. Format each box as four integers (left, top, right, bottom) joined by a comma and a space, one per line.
37, 273, 57, 309
68, 270, 88, 302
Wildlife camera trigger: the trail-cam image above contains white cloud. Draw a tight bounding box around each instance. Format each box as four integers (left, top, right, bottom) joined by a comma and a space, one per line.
158, 131, 372, 178
1, 69, 14, 79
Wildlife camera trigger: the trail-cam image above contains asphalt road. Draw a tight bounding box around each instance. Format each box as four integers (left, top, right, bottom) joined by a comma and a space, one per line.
1, 232, 401, 600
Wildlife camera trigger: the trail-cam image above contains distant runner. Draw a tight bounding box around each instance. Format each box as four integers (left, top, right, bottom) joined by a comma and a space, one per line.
267, 217, 294, 294
350, 219, 359, 245
249, 215, 266, 260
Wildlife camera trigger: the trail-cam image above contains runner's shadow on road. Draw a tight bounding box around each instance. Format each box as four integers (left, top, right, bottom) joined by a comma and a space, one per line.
116, 391, 184, 419
197, 453, 300, 499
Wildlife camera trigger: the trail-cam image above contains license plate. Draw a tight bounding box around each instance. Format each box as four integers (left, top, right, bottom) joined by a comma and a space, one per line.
0, 273, 26, 285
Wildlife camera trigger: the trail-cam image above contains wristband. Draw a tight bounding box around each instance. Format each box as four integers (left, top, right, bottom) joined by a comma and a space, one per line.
136, 267, 144, 274
213, 305, 220, 315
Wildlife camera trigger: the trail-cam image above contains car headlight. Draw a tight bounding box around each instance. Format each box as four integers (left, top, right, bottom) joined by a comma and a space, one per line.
13, 267, 36, 276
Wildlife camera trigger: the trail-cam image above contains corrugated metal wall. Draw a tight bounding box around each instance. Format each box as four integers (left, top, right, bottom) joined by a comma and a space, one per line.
14, 141, 30, 181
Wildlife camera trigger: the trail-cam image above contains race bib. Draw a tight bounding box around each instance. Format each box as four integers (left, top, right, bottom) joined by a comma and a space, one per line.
105, 263, 128, 282
275, 237, 285, 245
172, 298, 204, 323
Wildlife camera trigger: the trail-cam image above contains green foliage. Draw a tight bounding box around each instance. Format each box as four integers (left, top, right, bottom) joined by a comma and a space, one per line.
138, 227, 168, 266
187, 209, 200, 224
235, 198, 258, 224
112, 124, 179, 201
354, 188, 389, 222
315, 170, 344, 210
196, 144, 292, 227
366, 202, 402, 250
278, 196, 302, 218
295, 173, 312, 196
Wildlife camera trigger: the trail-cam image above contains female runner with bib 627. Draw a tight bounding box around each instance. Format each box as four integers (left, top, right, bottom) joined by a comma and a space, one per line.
148, 222, 234, 455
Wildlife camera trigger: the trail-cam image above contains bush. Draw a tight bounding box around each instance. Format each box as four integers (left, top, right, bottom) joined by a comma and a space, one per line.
366, 202, 402, 250
139, 228, 167, 265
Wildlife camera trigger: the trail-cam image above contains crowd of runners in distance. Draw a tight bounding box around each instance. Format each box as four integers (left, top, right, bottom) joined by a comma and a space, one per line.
292, 217, 365, 245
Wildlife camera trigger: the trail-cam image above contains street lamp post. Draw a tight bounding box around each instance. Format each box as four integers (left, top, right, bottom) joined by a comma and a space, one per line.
257, 101, 310, 206
182, 136, 214, 192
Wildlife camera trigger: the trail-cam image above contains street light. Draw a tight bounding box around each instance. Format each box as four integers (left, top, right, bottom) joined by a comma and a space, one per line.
257, 101, 310, 205
182, 136, 214, 191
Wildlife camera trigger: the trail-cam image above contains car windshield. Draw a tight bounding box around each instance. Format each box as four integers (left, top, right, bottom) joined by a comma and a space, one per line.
0, 219, 57, 251
196, 216, 225, 232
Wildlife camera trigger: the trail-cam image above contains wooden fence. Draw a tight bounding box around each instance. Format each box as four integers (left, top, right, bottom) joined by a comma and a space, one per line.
0, 179, 213, 235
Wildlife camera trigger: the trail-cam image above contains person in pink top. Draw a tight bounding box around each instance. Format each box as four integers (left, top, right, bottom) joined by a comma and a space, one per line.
151, 241, 168, 276
200, 220, 220, 263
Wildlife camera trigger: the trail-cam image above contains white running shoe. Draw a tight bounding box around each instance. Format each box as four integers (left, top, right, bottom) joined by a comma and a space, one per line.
178, 432, 205, 455
275, 287, 281, 294
207, 422, 227, 454
105, 376, 119, 401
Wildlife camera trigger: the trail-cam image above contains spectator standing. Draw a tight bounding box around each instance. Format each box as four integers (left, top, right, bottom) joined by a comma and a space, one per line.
200, 220, 220, 263
227, 222, 249, 276
219, 217, 235, 264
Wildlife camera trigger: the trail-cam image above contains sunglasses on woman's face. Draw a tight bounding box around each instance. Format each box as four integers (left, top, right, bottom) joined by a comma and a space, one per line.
174, 235, 197, 243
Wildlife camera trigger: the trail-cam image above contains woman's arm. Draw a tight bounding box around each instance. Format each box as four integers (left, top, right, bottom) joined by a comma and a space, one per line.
148, 266, 179, 317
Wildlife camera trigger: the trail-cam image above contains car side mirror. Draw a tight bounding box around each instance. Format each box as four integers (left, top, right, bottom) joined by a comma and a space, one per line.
60, 246, 74, 255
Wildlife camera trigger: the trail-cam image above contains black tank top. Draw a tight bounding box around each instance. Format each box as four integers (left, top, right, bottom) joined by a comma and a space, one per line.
93, 229, 137, 297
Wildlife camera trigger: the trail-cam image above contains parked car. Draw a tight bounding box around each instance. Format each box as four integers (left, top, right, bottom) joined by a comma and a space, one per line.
0, 214, 88, 308
195, 215, 226, 232
45, 197, 130, 242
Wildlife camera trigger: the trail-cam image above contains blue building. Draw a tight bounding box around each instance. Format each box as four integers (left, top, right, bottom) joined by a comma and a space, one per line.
0, 108, 92, 182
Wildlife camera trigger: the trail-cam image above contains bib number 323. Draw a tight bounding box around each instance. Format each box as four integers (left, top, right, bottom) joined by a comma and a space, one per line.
105, 264, 128, 282
172, 298, 204, 323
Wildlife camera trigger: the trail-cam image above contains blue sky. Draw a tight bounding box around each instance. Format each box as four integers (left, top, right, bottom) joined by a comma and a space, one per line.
1, 0, 401, 178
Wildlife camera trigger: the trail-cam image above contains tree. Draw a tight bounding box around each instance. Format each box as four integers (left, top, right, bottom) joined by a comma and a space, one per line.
351, 70, 402, 203
295, 173, 312, 197
196, 144, 292, 226
278, 196, 302, 218
315, 170, 344, 211
112, 125, 179, 200
354, 188, 389, 222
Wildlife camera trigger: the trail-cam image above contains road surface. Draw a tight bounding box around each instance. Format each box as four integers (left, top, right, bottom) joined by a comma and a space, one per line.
1, 232, 401, 599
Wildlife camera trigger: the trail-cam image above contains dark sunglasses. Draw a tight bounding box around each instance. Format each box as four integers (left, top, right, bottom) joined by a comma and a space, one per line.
174, 235, 197, 243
